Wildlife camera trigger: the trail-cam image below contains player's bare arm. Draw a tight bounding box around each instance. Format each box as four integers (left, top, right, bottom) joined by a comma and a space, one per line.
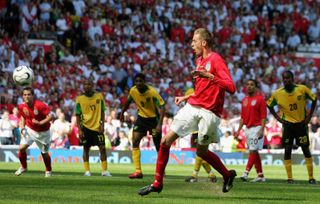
302, 99, 317, 125
75, 114, 84, 139
19, 117, 26, 136
99, 106, 105, 134
175, 95, 189, 105
267, 106, 289, 125
32, 114, 53, 125
156, 105, 166, 133
258, 119, 266, 139
191, 70, 214, 80
235, 119, 244, 138
120, 100, 131, 122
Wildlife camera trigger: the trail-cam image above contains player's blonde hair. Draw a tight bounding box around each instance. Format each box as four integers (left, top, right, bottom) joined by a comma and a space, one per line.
194, 28, 213, 48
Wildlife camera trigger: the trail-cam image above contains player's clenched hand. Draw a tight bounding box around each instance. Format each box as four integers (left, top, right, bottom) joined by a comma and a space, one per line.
78, 129, 84, 140
191, 70, 214, 80
257, 128, 264, 139
175, 96, 186, 105
32, 119, 40, 125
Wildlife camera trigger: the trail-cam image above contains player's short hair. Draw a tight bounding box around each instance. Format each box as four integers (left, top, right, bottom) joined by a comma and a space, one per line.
247, 79, 258, 87
22, 87, 34, 95
85, 76, 94, 84
282, 70, 294, 79
134, 73, 145, 81
194, 28, 213, 48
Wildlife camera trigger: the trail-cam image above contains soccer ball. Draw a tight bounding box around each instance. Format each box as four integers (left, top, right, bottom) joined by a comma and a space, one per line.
12, 66, 34, 86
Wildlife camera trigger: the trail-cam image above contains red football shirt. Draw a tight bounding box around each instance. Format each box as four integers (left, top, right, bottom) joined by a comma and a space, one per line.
188, 52, 236, 117
18, 100, 51, 132
241, 94, 267, 128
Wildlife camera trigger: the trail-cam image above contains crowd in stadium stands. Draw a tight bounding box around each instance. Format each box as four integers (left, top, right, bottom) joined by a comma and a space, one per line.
0, 0, 320, 151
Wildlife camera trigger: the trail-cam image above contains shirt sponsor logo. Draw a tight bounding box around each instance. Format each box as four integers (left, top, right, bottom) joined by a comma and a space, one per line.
205, 63, 211, 71
297, 95, 302, 101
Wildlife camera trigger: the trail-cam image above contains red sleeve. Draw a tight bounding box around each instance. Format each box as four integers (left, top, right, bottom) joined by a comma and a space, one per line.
212, 57, 236, 94
36, 101, 50, 116
41, 103, 50, 116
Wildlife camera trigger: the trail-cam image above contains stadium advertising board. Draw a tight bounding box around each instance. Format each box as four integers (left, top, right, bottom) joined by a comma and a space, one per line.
0, 148, 319, 166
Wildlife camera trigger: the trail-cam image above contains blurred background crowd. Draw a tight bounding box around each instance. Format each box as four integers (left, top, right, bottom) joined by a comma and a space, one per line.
0, 0, 320, 152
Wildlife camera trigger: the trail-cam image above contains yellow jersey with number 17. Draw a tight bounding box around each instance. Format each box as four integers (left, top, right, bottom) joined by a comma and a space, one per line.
267, 84, 316, 123
75, 92, 106, 131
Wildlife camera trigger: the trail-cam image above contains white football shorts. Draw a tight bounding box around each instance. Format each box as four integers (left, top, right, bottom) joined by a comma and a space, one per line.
170, 103, 220, 145
244, 125, 264, 151
20, 126, 51, 153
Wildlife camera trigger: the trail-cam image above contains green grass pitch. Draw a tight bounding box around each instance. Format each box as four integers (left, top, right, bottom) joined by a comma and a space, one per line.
0, 162, 319, 204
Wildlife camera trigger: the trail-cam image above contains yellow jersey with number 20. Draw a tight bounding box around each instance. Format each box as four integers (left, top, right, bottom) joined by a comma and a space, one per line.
267, 84, 316, 123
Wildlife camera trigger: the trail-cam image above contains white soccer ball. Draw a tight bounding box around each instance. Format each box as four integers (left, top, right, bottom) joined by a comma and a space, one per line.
12, 66, 34, 86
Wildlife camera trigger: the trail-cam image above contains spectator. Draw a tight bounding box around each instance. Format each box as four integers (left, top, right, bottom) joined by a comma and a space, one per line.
50, 112, 71, 149
9, 107, 20, 144
220, 131, 236, 153
0, 110, 16, 145
265, 117, 283, 149
68, 115, 80, 146
311, 128, 320, 152
114, 130, 130, 151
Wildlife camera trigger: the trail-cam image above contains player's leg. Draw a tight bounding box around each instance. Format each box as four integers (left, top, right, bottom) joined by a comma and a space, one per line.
186, 155, 202, 182
99, 144, 111, 176
15, 127, 36, 176
196, 110, 236, 193
96, 132, 111, 177
284, 145, 293, 183
251, 150, 265, 182
282, 124, 294, 183
41, 152, 52, 177
81, 127, 93, 176
138, 104, 197, 196
83, 145, 91, 176
197, 145, 236, 192
129, 131, 145, 179
250, 127, 265, 182
36, 131, 52, 177
202, 160, 217, 182
301, 145, 316, 184
15, 144, 29, 176
152, 130, 161, 152
296, 124, 316, 184
138, 130, 179, 195
241, 128, 254, 181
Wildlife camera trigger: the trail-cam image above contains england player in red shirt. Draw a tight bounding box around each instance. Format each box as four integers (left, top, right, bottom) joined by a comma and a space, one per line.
139, 28, 237, 196
235, 79, 267, 182
15, 87, 53, 177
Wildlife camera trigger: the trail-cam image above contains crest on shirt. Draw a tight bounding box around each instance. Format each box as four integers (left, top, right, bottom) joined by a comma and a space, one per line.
243, 98, 248, 106
34, 108, 39, 115
96, 99, 100, 104
251, 100, 256, 106
297, 95, 302, 101
205, 62, 211, 71
23, 107, 29, 116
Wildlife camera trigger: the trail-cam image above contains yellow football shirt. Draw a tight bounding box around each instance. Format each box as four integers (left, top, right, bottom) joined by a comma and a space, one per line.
267, 84, 316, 123
75, 92, 106, 131
128, 85, 165, 118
